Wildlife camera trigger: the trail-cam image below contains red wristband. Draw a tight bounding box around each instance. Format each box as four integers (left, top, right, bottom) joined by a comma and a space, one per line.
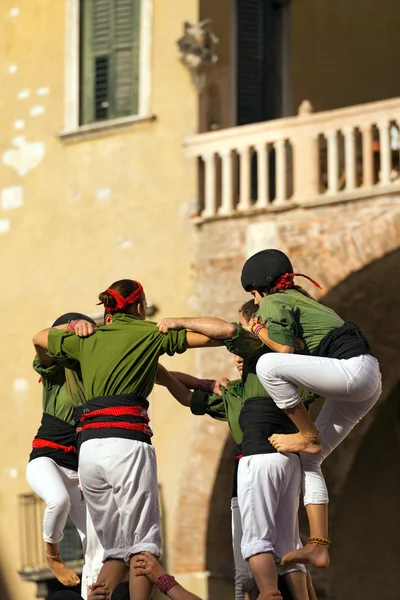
66, 319, 83, 332
197, 378, 216, 392
252, 324, 266, 336
156, 573, 178, 595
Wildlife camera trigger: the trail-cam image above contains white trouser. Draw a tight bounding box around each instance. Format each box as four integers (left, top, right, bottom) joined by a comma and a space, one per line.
26, 457, 103, 599
82, 506, 104, 591
78, 438, 161, 564
256, 353, 382, 504
238, 453, 305, 577
231, 497, 251, 600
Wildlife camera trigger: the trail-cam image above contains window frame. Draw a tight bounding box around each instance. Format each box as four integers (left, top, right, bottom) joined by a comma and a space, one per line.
62, 0, 153, 134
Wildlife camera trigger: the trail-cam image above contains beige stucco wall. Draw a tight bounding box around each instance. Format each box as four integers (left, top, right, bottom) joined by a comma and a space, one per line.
0, 0, 203, 598
291, 0, 400, 112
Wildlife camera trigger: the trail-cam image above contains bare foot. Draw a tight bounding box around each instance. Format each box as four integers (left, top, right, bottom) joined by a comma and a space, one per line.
281, 542, 330, 569
46, 553, 80, 586
269, 433, 322, 454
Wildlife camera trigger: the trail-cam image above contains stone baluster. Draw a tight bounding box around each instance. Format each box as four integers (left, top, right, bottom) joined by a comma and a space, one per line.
378, 119, 391, 185
237, 146, 251, 211
255, 143, 269, 208
219, 149, 233, 215
326, 130, 339, 194
343, 126, 356, 191
360, 123, 374, 187
202, 154, 216, 217
274, 139, 286, 203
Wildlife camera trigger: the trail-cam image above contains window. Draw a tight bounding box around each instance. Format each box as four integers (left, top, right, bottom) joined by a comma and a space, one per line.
80, 0, 141, 124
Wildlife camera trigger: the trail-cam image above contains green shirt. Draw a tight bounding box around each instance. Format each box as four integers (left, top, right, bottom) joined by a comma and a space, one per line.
33, 357, 85, 425
223, 324, 271, 401
48, 313, 187, 400
191, 379, 244, 444
256, 289, 344, 353
223, 324, 315, 408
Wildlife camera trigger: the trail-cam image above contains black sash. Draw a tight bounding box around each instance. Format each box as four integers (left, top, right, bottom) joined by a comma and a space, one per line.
79, 393, 152, 445
29, 413, 78, 471
240, 397, 297, 457
312, 321, 372, 360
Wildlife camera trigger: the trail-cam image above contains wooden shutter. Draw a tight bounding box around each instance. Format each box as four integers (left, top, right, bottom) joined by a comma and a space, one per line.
236, 0, 265, 126
80, 0, 141, 125
236, 0, 285, 126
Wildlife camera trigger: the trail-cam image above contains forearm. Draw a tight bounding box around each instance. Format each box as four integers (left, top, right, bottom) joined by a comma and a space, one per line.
162, 371, 193, 407
32, 328, 52, 351
169, 371, 204, 390
167, 584, 202, 600
177, 317, 237, 339
257, 327, 294, 353
185, 332, 224, 348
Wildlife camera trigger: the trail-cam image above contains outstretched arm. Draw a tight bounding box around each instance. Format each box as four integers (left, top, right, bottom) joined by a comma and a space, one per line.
158, 317, 237, 340
184, 331, 224, 348
155, 365, 193, 407
133, 553, 202, 600
33, 320, 96, 352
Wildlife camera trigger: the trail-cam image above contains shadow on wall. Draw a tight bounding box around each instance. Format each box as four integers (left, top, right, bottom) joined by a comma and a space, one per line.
0, 563, 12, 600
206, 434, 235, 600
330, 382, 400, 600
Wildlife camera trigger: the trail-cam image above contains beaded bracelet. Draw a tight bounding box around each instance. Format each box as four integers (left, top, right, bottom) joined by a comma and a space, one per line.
252, 324, 266, 336
156, 573, 179, 595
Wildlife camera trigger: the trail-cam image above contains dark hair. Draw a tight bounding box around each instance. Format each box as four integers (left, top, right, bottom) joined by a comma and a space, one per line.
242, 578, 258, 600
98, 279, 143, 314
268, 283, 313, 299
239, 299, 258, 323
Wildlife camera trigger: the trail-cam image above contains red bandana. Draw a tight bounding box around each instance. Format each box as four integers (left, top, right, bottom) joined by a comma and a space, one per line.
274, 273, 322, 291
100, 281, 144, 312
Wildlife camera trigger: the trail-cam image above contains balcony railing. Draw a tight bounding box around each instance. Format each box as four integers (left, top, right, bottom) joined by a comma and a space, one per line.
18, 493, 83, 580
185, 97, 400, 219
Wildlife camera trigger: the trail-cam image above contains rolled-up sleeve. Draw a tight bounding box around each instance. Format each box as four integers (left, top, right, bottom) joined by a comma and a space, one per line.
48, 329, 82, 361
256, 296, 297, 346
162, 328, 187, 356
223, 323, 263, 358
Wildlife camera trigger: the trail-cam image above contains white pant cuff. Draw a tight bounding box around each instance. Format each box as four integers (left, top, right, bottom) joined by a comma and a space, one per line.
303, 497, 329, 506
278, 563, 307, 576
241, 541, 274, 561
125, 543, 161, 565
43, 535, 64, 544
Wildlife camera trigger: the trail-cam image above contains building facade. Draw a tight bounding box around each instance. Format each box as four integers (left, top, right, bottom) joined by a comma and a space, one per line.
0, 1, 399, 599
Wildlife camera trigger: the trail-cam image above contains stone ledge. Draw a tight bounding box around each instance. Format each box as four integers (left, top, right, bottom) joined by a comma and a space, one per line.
192, 183, 400, 227
58, 114, 157, 143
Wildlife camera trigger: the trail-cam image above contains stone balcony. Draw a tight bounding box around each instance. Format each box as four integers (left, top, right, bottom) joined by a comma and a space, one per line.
185, 97, 400, 220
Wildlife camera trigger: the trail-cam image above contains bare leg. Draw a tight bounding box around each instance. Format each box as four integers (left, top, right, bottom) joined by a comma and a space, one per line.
45, 541, 80, 586
281, 504, 330, 569
248, 553, 281, 600
129, 555, 154, 600
269, 404, 322, 455
94, 559, 128, 598
283, 570, 309, 600
306, 570, 318, 600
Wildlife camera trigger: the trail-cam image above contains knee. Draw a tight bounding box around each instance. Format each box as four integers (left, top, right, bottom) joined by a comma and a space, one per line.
256, 354, 280, 382
46, 492, 71, 515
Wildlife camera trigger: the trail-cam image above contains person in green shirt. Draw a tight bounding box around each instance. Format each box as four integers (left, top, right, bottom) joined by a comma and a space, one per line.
239, 248, 382, 569
156, 306, 313, 600
32, 279, 220, 600
28, 312, 103, 597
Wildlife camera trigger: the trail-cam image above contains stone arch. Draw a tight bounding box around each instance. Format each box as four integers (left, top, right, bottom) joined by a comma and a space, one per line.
173, 237, 400, 595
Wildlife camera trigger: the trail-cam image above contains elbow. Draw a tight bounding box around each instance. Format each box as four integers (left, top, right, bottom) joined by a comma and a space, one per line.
224, 323, 238, 339
278, 345, 295, 354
